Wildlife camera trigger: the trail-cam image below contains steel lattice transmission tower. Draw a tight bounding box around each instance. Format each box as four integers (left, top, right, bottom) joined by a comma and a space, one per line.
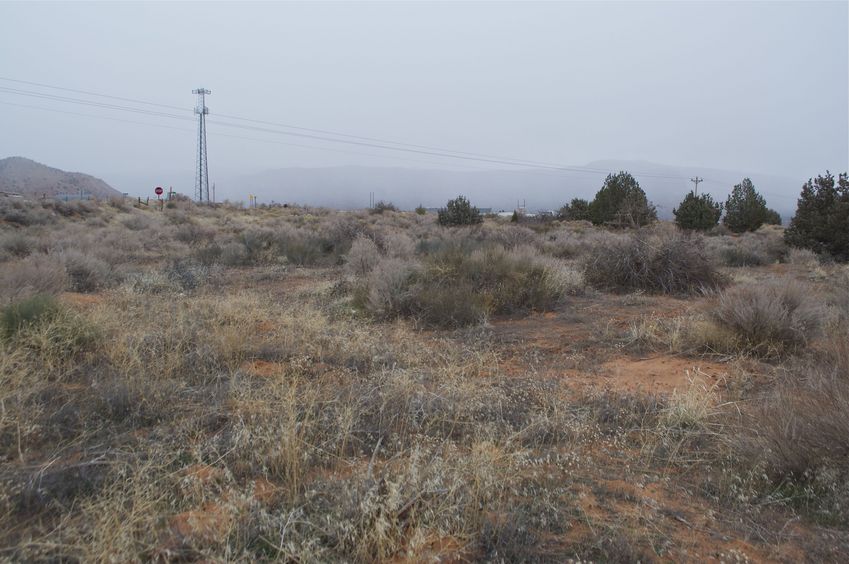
193, 88, 211, 202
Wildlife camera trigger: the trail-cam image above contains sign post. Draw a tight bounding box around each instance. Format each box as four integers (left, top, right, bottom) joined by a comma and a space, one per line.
155, 186, 164, 210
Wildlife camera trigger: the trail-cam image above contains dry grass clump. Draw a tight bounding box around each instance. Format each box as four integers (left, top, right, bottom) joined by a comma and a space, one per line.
711, 280, 822, 358
355, 244, 580, 327
627, 279, 824, 359
44, 199, 98, 218
0, 231, 36, 259
785, 247, 820, 268
0, 254, 68, 302
735, 332, 849, 525
544, 226, 626, 259
173, 221, 216, 246
583, 228, 726, 296
705, 225, 787, 267
0, 295, 99, 462
380, 230, 416, 258
1, 294, 61, 340
236, 225, 346, 267
0, 199, 51, 226
345, 234, 381, 276
361, 257, 419, 318
120, 213, 152, 231
60, 249, 120, 292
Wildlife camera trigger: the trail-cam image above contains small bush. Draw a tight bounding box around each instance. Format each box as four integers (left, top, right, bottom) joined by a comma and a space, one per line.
1, 294, 61, 340
165, 259, 211, 291
241, 227, 328, 266
193, 243, 223, 266
369, 201, 397, 214
0, 232, 35, 258
219, 242, 249, 266
120, 214, 151, 231
125, 270, 184, 294
0, 254, 68, 301
174, 223, 215, 246
241, 228, 282, 264
361, 257, 418, 318
583, 229, 726, 296
345, 235, 381, 277
381, 231, 416, 258
47, 200, 96, 218
108, 198, 130, 212
282, 235, 325, 266
61, 250, 117, 292
358, 245, 571, 327
0, 201, 50, 226
421, 246, 565, 318
712, 280, 821, 357
708, 227, 786, 266
719, 246, 767, 267
410, 281, 487, 327
785, 247, 820, 268
737, 342, 849, 525
1, 295, 99, 359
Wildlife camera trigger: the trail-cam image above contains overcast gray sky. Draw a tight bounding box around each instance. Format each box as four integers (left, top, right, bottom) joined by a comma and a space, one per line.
1, 1, 847, 187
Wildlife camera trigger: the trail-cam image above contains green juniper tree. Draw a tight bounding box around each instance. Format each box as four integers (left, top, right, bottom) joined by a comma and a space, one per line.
723, 178, 770, 233
588, 172, 656, 227
673, 191, 722, 231
437, 195, 483, 226
785, 171, 849, 261
558, 198, 591, 221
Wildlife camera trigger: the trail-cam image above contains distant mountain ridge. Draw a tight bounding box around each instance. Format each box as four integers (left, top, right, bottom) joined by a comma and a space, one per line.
0, 157, 121, 199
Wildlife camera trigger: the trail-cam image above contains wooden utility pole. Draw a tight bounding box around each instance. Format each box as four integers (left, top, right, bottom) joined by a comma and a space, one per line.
690, 176, 704, 196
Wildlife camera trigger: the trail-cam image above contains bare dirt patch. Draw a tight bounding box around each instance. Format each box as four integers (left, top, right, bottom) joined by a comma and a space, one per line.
600, 356, 727, 394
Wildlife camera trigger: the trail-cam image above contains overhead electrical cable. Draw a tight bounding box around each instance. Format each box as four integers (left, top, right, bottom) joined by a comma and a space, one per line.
1, 75, 626, 172
0, 99, 512, 172
0, 86, 194, 122
0, 77, 694, 181
3, 76, 790, 195
0, 76, 189, 112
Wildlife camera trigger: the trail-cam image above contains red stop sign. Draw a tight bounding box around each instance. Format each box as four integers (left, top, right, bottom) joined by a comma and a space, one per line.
155, 186, 163, 196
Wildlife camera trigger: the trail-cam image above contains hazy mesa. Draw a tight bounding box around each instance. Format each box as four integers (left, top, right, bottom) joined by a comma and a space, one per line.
0, 157, 121, 200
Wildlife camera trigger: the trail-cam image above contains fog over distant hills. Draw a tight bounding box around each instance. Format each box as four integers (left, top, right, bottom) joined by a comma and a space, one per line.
103, 160, 802, 220
0, 157, 121, 199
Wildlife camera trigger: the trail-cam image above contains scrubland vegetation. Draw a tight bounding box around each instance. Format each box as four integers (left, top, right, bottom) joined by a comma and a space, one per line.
1, 193, 848, 561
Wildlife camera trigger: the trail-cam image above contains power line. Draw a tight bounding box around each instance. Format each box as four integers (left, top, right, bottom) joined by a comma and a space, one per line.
1, 75, 647, 174
0, 100, 513, 171
0, 77, 690, 180
208, 117, 693, 179
0, 100, 197, 133
2, 76, 809, 202
7, 89, 801, 204
210, 114, 689, 179
0, 76, 188, 112
0, 86, 193, 122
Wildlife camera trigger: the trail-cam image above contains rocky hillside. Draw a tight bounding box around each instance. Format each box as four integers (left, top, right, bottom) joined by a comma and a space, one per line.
0, 157, 121, 199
